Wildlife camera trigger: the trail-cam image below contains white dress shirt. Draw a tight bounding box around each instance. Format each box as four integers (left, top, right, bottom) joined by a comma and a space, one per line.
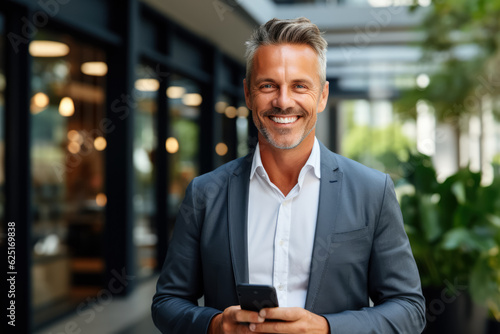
247, 137, 321, 308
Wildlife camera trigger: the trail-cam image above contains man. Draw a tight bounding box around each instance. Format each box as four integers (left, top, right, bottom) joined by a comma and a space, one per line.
152, 17, 426, 334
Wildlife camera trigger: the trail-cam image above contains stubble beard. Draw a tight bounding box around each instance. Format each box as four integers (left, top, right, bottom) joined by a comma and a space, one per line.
256, 107, 317, 150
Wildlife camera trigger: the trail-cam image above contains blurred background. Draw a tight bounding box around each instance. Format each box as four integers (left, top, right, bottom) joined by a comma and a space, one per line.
1, 0, 500, 333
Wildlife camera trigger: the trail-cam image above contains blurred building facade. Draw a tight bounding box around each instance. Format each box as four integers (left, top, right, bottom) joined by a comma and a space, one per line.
1, 0, 500, 333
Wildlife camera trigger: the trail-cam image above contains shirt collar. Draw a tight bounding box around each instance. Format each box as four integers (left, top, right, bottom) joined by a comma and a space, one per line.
250, 137, 321, 181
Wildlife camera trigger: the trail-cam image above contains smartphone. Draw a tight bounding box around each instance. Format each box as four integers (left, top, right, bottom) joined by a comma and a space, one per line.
236, 284, 279, 312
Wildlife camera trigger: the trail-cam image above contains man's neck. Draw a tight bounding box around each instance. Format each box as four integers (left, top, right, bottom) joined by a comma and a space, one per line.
258, 134, 315, 196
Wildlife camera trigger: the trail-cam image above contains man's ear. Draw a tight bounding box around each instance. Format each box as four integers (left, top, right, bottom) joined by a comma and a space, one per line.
243, 78, 252, 110
317, 81, 329, 113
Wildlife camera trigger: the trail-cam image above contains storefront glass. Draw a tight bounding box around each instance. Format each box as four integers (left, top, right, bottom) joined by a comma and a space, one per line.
166, 74, 201, 232
133, 64, 158, 277
30, 30, 107, 326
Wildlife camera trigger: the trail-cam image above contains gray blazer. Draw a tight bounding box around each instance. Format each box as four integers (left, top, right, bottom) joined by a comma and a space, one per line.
152, 142, 426, 333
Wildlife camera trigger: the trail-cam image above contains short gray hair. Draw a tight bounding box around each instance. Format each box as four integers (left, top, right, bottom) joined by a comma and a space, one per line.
245, 17, 328, 88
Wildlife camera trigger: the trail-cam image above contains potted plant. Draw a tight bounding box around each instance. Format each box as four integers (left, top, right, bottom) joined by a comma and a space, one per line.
396, 153, 500, 334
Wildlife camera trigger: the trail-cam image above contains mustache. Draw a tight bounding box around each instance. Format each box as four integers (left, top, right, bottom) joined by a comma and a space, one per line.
262, 107, 307, 117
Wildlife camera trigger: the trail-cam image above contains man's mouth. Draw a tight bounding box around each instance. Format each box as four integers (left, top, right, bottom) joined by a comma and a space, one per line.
269, 116, 299, 124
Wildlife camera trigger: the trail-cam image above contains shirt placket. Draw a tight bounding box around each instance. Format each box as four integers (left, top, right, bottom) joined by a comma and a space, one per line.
273, 197, 293, 307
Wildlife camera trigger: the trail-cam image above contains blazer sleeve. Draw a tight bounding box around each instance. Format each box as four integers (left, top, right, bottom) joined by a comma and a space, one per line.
323, 175, 426, 333
151, 179, 221, 333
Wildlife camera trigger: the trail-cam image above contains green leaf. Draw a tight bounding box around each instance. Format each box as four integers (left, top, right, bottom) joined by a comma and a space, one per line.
451, 181, 466, 204
419, 195, 441, 242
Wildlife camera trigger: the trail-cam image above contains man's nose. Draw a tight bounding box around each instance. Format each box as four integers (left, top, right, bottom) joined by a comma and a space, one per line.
272, 87, 295, 111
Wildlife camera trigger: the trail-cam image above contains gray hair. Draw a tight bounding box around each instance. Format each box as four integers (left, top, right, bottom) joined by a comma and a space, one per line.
245, 17, 328, 88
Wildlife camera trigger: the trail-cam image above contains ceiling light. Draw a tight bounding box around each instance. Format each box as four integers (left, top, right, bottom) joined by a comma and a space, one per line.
166, 86, 186, 99
29, 40, 70, 57
135, 78, 160, 92
237, 106, 249, 118
182, 93, 203, 107
81, 62, 108, 76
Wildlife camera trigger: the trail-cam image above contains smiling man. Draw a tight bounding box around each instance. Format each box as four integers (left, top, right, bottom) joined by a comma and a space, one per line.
152, 17, 426, 334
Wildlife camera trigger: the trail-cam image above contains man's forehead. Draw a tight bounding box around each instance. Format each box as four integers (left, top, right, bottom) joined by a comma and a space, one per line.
251, 44, 320, 81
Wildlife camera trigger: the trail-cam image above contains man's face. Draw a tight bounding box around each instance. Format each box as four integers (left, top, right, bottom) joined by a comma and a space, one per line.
244, 44, 329, 150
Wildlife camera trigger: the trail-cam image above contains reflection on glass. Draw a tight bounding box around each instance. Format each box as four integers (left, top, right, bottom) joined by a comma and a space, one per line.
167, 75, 201, 232
30, 30, 106, 327
134, 64, 158, 277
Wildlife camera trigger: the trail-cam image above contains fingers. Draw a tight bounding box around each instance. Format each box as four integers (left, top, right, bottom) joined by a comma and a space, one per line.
259, 307, 303, 321
226, 306, 265, 323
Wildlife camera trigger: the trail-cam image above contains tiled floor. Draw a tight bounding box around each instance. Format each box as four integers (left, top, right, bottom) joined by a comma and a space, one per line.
35, 275, 161, 334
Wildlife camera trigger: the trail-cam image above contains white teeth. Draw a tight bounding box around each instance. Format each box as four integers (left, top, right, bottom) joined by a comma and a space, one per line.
270, 116, 298, 124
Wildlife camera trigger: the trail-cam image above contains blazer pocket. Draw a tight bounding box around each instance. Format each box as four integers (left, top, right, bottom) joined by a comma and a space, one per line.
332, 226, 370, 243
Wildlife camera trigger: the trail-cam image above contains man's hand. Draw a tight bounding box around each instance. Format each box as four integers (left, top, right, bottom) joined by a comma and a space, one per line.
248, 307, 331, 334
208, 305, 265, 334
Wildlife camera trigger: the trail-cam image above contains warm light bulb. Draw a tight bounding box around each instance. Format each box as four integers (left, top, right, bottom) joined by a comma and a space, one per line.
215, 142, 228, 156
94, 136, 107, 151
31, 92, 50, 114
225, 106, 237, 119
59, 97, 75, 117
215, 101, 228, 113
67, 141, 81, 154
237, 106, 249, 118
165, 137, 179, 154
96, 193, 107, 207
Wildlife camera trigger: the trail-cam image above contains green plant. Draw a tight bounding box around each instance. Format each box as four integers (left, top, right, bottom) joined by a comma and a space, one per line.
397, 153, 500, 319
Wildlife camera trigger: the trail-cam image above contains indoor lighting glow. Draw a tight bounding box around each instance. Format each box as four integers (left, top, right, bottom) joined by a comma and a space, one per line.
31, 92, 50, 114
215, 142, 228, 156
67, 141, 81, 154
96, 193, 107, 207
215, 101, 228, 113
225, 106, 237, 119
94, 136, 107, 151
182, 93, 203, 107
29, 40, 70, 57
166, 86, 186, 99
81, 61, 108, 76
237, 106, 249, 118
59, 97, 75, 117
165, 137, 179, 154
67, 130, 84, 145
135, 78, 160, 92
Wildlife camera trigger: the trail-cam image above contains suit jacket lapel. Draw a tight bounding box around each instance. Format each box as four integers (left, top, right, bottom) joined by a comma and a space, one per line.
305, 143, 343, 310
227, 154, 253, 285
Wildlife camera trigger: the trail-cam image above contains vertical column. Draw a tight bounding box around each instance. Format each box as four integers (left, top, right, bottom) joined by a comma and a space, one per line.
199, 47, 218, 174
3, 2, 32, 333
155, 65, 169, 268
104, 0, 138, 295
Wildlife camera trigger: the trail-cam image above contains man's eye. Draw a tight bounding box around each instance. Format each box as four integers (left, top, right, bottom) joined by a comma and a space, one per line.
295, 84, 306, 89
261, 84, 273, 89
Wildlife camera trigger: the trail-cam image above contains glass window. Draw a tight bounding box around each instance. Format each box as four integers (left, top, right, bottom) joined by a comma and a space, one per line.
339, 99, 415, 177
166, 75, 201, 234
30, 30, 107, 327
133, 64, 158, 277
0, 15, 4, 249
214, 95, 249, 166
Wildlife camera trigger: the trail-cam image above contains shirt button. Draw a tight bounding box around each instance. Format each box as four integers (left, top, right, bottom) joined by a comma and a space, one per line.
278, 284, 284, 291
279, 240, 284, 246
